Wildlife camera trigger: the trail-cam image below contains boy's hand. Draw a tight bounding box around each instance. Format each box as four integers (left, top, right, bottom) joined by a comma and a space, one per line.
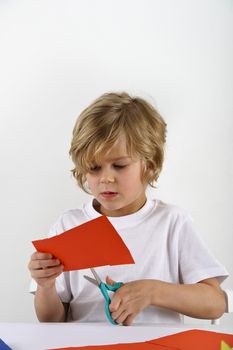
106, 276, 154, 326
28, 252, 64, 289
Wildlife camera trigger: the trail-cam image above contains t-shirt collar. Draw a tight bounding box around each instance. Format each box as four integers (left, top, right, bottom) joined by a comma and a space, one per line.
83, 197, 155, 228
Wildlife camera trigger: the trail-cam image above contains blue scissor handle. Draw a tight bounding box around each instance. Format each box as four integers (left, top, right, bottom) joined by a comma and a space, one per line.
99, 281, 123, 325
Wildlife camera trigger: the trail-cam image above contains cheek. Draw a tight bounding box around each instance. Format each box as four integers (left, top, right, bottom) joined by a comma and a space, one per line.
86, 175, 96, 189
120, 171, 143, 189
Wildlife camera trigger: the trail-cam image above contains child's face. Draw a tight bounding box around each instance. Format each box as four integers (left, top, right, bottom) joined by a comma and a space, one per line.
86, 136, 147, 217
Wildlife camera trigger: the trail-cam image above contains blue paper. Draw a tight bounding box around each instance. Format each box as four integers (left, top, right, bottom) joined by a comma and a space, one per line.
0, 339, 12, 350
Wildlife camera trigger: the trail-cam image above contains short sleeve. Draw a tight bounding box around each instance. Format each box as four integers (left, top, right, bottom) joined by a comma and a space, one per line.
178, 216, 229, 284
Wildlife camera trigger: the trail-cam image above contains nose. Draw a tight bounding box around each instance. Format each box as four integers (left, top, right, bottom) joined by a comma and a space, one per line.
100, 168, 115, 184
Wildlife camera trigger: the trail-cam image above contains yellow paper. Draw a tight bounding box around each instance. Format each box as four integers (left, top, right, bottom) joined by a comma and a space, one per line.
221, 340, 232, 350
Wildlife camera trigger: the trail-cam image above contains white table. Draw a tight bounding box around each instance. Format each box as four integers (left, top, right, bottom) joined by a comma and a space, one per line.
0, 322, 233, 350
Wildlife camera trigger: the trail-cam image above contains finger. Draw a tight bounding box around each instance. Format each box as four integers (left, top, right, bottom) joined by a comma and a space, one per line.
32, 264, 63, 278
111, 304, 126, 321
109, 293, 122, 312
31, 252, 53, 260
29, 258, 61, 271
115, 310, 130, 325
106, 276, 116, 286
35, 269, 64, 284
38, 269, 63, 281
123, 314, 135, 326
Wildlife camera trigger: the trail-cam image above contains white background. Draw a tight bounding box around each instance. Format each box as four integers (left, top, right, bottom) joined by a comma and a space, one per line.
0, 0, 232, 324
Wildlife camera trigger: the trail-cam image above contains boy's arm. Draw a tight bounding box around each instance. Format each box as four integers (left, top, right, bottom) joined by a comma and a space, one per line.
150, 277, 226, 319
28, 252, 67, 322
35, 285, 68, 322
108, 277, 226, 326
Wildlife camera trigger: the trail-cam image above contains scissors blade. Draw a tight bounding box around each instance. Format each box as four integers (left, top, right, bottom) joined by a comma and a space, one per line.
83, 275, 99, 287
90, 267, 102, 285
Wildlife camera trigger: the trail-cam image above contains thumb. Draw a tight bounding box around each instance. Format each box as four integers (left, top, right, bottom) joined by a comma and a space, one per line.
106, 275, 116, 286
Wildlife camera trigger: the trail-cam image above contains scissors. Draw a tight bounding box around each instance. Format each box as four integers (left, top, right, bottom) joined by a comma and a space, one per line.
83, 268, 123, 325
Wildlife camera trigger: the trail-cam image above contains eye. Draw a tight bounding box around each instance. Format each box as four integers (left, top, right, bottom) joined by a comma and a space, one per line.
113, 164, 127, 169
89, 165, 101, 172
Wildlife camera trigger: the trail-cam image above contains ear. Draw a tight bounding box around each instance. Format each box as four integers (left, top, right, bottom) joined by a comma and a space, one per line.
142, 160, 154, 184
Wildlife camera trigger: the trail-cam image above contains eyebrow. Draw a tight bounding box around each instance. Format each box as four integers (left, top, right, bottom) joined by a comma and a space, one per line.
104, 156, 131, 162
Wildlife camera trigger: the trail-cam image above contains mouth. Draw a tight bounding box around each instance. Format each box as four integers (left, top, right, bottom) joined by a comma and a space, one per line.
100, 191, 118, 198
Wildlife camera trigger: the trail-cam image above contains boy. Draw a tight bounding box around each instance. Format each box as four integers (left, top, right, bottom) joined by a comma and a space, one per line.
29, 92, 228, 325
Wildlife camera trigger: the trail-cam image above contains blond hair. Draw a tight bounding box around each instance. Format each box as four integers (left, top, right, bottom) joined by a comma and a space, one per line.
69, 92, 167, 192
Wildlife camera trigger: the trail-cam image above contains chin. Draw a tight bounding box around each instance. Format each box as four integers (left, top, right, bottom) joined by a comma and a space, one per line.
100, 203, 124, 213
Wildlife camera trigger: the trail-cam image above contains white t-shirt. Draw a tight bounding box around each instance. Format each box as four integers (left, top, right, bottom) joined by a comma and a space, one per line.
30, 198, 228, 324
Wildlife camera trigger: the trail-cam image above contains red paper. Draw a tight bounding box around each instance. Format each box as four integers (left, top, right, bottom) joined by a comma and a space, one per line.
149, 329, 233, 350
49, 342, 172, 349
49, 330, 233, 350
32, 216, 135, 271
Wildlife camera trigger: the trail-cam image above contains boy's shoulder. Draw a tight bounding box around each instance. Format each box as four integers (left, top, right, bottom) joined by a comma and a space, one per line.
48, 204, 89, 236
61, 205, 86, 219
153, 198, 192, 222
